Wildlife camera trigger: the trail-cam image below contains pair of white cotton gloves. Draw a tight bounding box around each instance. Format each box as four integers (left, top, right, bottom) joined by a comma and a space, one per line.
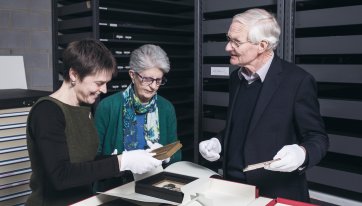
116, 141, 170, 174
199, 138, 306, 172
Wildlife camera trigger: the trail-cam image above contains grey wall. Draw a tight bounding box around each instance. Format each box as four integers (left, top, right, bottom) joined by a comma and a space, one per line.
0, 0, 52, 91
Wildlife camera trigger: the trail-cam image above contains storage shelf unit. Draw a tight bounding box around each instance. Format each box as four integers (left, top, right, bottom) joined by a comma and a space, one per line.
294, 0, 362, 203
196, 0, 362, 204
0, 89, 50, 206
52, 0, 195, 161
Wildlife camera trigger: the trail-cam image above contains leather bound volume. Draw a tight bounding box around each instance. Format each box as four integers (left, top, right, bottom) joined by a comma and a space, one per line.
151, 141, 182, 160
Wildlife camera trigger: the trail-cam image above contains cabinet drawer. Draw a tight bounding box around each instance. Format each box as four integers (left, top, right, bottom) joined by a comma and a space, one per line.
0, 180, 30, 197
0, 169, 31, 185
0, 136, 26, 149
0, 128, 26, 138
0, 116, 28, 126
0, 107, 31, 115
0, 158, 30, 173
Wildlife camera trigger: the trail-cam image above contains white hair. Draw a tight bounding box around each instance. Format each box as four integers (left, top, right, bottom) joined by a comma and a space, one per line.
129, 44, 170, 73
232, 8, 281, 50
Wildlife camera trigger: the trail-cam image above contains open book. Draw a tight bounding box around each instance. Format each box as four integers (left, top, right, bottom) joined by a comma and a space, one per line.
151, 141, 182, 160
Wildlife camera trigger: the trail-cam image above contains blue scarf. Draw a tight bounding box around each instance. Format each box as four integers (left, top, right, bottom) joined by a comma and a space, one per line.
122, 85, 160, 150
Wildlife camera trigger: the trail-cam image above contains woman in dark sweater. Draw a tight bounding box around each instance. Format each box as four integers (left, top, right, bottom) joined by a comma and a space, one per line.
26, 39, 162, 206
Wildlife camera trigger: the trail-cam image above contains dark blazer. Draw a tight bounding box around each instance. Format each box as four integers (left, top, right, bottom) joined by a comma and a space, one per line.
221, 55, 329, 202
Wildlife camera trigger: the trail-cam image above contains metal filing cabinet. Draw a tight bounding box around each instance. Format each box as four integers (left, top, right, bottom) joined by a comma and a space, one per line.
294, 1, 362, 203
0, 89, 50, 206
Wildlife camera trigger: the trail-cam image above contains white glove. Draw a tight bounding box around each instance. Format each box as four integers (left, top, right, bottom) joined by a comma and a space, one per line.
118, 150, 162, 174
146, 140, 170, 163
111, 149, 118, 155
265, 144, 306, 172
199, 137, 221, 162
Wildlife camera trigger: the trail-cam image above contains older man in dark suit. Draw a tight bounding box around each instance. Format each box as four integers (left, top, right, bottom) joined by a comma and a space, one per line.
199, 8, 329, 202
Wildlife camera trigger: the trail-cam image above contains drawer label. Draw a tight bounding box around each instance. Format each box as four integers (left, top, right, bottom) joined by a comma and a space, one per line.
211, 67, 229, 76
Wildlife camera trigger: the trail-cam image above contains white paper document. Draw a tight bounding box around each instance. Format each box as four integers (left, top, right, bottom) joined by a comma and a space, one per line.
0, 56, 27, 89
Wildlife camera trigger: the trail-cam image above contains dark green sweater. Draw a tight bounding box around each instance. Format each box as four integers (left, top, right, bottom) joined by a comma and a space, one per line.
95, 92, 181, 162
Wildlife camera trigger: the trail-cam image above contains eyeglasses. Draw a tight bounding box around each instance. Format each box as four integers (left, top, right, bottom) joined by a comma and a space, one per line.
226, 34, 250, 48
135, 72, 167, 86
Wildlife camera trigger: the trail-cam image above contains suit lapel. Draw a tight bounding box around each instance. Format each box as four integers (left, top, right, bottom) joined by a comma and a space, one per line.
247, 56, 283, 137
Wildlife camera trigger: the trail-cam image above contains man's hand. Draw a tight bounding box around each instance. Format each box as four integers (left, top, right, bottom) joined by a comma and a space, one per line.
199, 138, 222, 162
265, 144, 306, 172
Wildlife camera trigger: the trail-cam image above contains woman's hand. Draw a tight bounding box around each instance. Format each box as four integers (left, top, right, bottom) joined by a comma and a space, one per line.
117, 150, 162, 174
146, 140, 171, 163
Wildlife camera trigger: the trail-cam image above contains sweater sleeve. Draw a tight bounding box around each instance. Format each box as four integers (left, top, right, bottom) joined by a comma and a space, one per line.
294, 75, 329, 169
29, 101, 120, 190
165, 101, 182, 162
94, 99, 110, 155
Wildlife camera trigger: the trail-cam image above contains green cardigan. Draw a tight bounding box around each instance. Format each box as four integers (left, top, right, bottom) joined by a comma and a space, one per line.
95, 92, 181, 162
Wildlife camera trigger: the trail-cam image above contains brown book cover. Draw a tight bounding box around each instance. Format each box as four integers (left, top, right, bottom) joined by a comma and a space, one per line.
151, 141, 182, 160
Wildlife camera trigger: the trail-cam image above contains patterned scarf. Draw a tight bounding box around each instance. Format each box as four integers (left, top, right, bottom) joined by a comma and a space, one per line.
122, 84, 160, 150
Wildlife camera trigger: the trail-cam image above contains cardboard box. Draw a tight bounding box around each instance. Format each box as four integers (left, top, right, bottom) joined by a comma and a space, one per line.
180, 177, 261, 206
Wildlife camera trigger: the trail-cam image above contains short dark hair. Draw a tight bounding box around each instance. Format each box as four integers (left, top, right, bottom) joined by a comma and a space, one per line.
62, 39, 116, 81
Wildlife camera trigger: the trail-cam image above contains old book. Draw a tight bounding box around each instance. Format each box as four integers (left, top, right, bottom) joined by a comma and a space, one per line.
151, 141, 182, 160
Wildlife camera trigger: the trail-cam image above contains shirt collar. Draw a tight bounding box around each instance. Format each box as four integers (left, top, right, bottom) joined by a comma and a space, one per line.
238, 52, 274, 83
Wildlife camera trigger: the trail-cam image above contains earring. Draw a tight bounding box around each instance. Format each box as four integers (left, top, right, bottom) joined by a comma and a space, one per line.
71, 81, 76, 86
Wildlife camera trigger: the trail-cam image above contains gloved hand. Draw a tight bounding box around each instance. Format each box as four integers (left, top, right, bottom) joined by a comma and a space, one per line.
199, 137, 221, 162
118, 150, 162, 174
265, 144, 306, 172
111, 149, 118, 155
146, 140, 170, 163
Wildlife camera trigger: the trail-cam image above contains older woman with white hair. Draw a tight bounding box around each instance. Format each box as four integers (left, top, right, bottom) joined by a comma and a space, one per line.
94, 44, 181, 191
